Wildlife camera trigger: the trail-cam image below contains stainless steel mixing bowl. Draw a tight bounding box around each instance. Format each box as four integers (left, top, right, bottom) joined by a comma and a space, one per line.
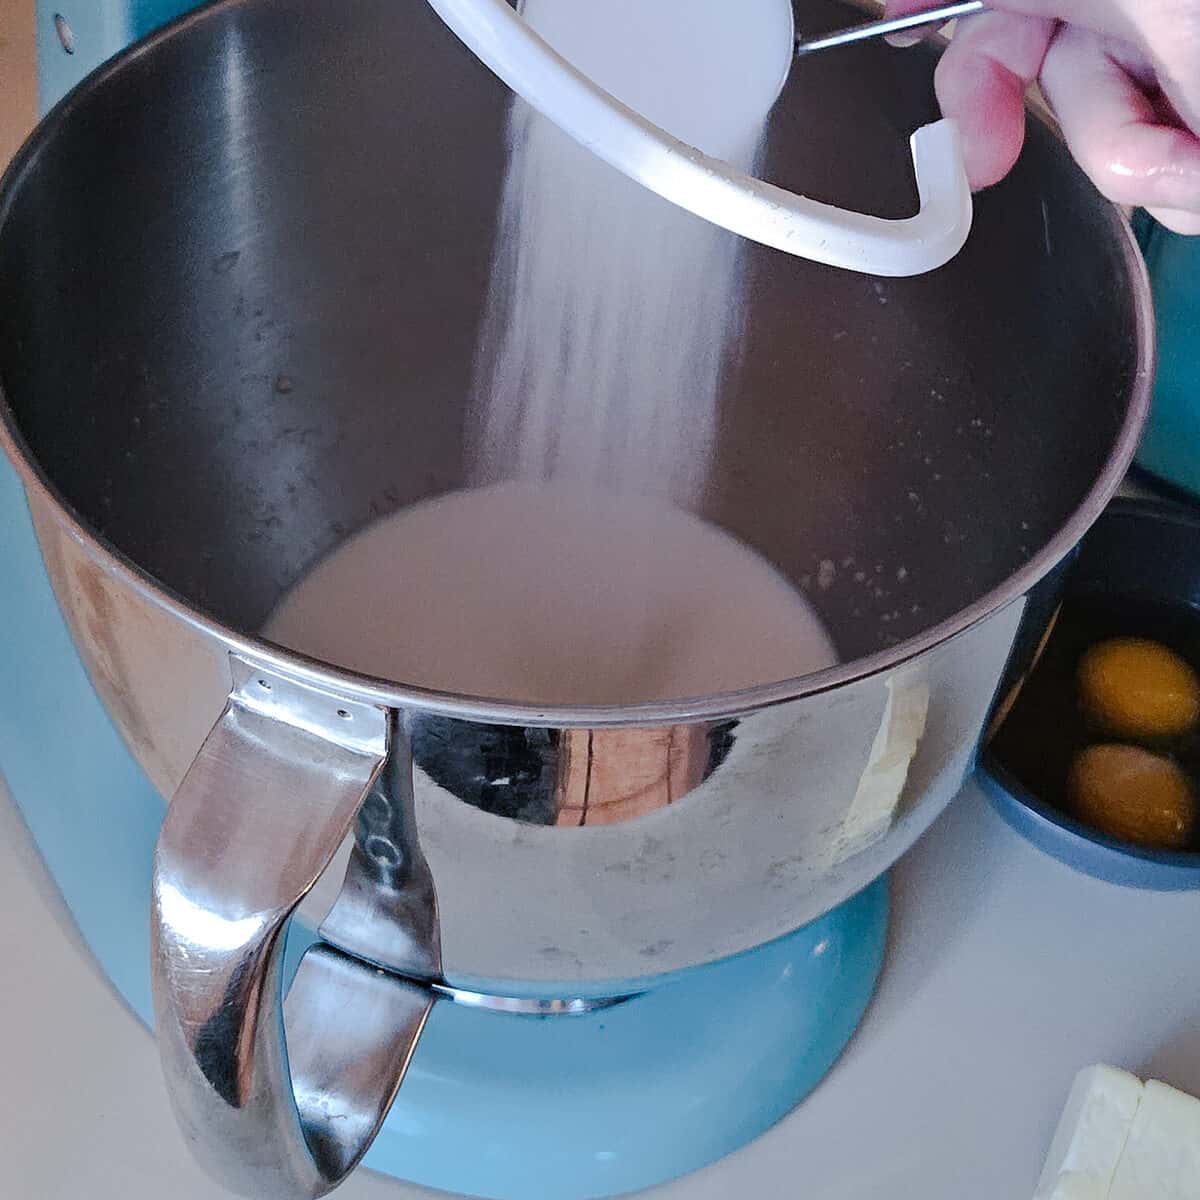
0, 0, 1151, 1193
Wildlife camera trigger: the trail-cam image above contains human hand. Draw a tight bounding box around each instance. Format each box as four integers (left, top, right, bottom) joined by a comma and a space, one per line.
885, 0, 1200, 233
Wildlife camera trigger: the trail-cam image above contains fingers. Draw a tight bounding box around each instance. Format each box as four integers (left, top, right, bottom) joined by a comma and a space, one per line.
1141, 1, 1200, 136
979, 0, 1200, 134
882, 0, 1200, 219
886, 0, 1200, 128
928, 11, 1058, 187
1040, 25, 1200, 214
927, 0, 1149, 43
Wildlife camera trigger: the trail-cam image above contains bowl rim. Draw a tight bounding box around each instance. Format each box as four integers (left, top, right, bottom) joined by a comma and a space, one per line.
980, 754, 1200, 870
1102, 493, 1200, 532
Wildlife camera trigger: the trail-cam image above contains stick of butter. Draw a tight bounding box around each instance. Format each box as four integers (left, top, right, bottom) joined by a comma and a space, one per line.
834, 675, 929, 863
1036, 1066, 1200, 1200
1109, 1080, 1200, 1200
1035, 1065, 1143, 1199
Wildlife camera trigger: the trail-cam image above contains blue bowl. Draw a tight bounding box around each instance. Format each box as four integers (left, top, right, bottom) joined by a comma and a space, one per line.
980, 499, 1200, 890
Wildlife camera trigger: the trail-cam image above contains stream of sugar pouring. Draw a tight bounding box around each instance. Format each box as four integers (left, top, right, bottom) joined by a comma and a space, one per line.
469, 0, 795, 505
265, 0, 843, 705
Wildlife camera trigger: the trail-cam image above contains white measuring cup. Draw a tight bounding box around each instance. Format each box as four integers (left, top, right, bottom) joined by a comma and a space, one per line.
426, 0, 972, 276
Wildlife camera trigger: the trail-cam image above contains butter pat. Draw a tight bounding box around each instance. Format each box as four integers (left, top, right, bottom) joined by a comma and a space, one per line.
1109, 1080, 1200, 1200
1034, 1065, 1144, 1200
835, 675, 929, 862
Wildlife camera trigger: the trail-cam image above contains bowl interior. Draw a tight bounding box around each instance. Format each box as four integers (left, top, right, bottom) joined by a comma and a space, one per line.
0, 0, 1146, 694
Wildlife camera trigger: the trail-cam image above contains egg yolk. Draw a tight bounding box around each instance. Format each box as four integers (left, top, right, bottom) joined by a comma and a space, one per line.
1078, 637, 1200, 740
1069, 743, 1195, 850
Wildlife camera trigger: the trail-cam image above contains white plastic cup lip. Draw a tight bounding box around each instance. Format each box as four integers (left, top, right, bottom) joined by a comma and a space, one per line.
426, 0, 973, 276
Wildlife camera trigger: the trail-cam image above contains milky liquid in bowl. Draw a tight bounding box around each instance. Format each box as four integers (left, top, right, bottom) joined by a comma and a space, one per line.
263, 483, 838, 705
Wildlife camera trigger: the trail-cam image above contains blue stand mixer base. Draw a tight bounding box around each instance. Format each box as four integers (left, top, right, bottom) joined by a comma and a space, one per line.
0, 458, 886, 1198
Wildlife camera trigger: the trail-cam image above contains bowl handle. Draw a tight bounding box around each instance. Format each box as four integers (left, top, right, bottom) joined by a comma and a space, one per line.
425, 0, 973, 276
150, 657, 437, 1199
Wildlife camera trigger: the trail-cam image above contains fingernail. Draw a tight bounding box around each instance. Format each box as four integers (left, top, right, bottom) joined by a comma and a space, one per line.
885, 30, 926, 48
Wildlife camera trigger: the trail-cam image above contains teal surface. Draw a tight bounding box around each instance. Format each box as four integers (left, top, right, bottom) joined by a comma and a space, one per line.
35, 0, 197, 112
0, 452, 887, 1197
1133, 214, 1200, 499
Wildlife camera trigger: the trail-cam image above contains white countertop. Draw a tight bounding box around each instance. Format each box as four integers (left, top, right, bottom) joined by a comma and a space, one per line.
4, 773, 1198, 1200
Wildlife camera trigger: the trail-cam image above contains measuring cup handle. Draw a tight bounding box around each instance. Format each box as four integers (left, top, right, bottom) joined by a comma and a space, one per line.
426, 0, 973, 276
150, 659, 435, 1199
